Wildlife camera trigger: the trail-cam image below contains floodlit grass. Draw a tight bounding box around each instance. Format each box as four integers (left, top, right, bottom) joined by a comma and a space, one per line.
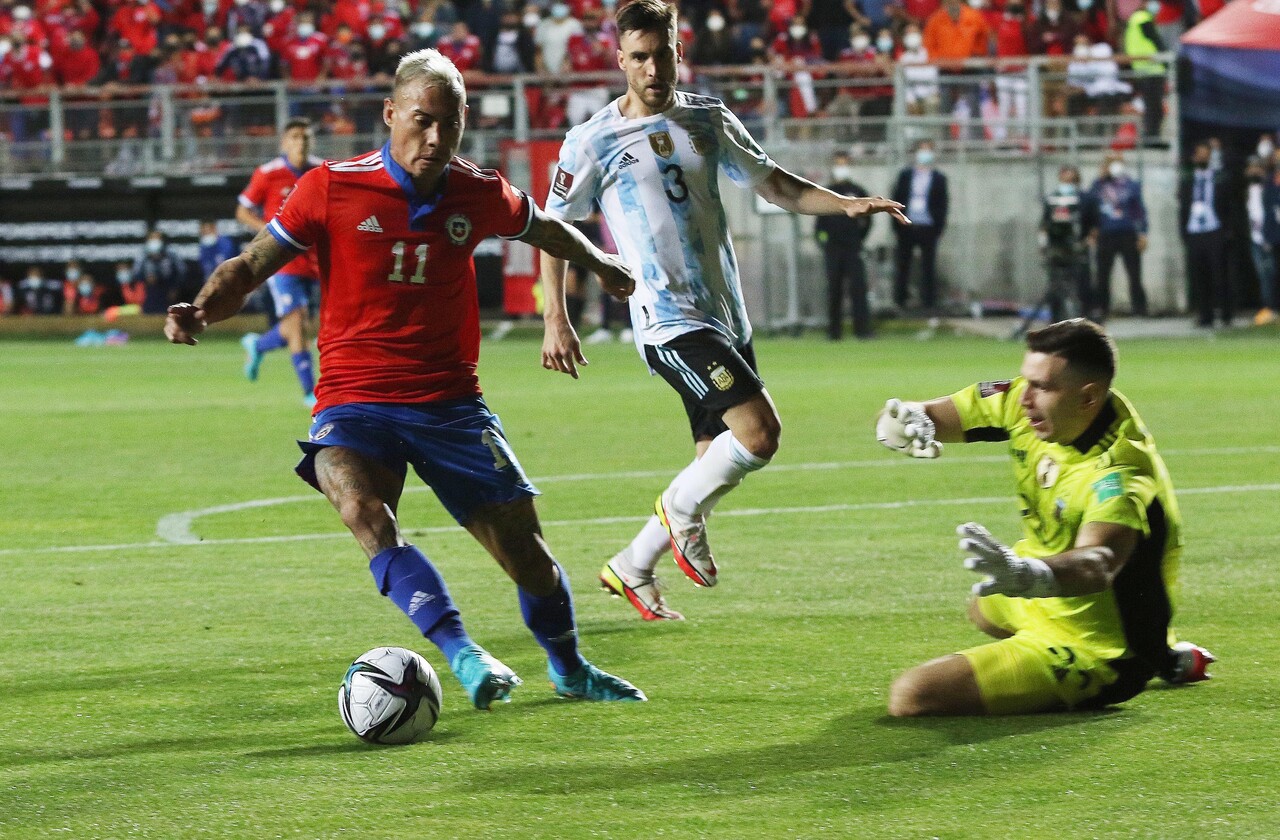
2, 332, 1277, 838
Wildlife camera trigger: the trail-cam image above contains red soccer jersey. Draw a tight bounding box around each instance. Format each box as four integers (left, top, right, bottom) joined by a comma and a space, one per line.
268, 148, 533, 410
239, 155, 324, 279
279, 33, 327, 81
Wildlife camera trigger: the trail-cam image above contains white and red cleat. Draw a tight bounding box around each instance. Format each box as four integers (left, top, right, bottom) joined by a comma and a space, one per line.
655, 490, 718, 588
600, 555, 684, 621
1164, 641, 1216, 684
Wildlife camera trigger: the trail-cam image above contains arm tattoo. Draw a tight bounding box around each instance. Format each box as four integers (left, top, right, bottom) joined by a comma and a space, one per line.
520, 210, 600, 271
193, 229, 295, 322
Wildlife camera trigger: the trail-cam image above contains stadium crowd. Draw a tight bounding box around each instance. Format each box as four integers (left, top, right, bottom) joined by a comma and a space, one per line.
0, 0, 1221, 139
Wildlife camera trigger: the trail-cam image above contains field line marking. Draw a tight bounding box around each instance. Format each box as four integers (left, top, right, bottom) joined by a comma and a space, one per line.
153, 444, 1280, 545
3, 481, 1278, 557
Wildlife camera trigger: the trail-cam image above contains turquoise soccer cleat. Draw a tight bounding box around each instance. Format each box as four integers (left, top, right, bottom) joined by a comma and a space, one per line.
241, 333, 263, 382
548, 661, 647, 702
449, 644, 522, 710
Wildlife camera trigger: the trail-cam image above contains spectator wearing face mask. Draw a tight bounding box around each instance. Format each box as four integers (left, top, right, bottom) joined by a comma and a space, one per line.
534, 2, 582, 75
224, 0, 267, 38
62, 260, 104, 316
891, 140, 949, 312
769, 16, 823, 117
691, 8, 737, 66
990, 1, 1030, 140
132, 231, 188, 314
53, 30, 99, 139
1123, 0, 1166, 144
216, 24, 269, 80
1245, 155, 1277, 326
1077, 0, 1109, 44
1084, 153, 1148, 320
17, 265, 63, 315
808, 0, 870, 60
483, 8, 534, 72
1036, 165, 1094, 323
817, 151, 877, 339
898, 23, 940, 115
279, 13, 327, 84
1026, 0, 1078, 56
1179, 141, 1233, 327
436, 20, 483, 72
109, 0, 162, 55
261, 0, 296, 54
197, 219, 238, 281
826, 25, 893, 142
406, 11, 440, 52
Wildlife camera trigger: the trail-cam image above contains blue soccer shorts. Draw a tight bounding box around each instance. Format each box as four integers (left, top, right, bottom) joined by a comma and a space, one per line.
295, 398, 540, 525
267, 273, 316, 318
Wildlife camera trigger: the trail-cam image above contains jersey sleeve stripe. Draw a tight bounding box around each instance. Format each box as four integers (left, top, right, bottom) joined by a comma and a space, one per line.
266, 218, 307, 252
237, 194, 260, 210
496, 192, 535, 240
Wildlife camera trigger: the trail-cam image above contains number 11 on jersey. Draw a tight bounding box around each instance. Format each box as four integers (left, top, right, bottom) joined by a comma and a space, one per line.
387, 241, 429, 284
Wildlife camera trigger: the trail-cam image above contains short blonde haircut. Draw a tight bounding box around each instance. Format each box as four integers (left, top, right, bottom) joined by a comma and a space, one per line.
393, 49, 466, 104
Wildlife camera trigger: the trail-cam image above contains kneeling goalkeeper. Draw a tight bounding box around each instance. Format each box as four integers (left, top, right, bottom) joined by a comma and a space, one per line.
877, 318, 1214, 715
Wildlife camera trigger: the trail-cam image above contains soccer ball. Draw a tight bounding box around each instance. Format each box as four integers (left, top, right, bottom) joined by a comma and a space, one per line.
338, 647, 442, 745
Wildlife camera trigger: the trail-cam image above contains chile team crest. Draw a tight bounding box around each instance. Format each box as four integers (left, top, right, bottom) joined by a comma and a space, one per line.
446, 213, 472, 245
648, 131, 675, 158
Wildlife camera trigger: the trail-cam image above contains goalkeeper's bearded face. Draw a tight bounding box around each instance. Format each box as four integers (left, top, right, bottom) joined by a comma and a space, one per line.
1017, 351, 1103, 444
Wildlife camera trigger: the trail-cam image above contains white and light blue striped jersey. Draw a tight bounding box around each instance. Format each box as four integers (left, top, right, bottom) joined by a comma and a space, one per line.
544, 91, 776, 350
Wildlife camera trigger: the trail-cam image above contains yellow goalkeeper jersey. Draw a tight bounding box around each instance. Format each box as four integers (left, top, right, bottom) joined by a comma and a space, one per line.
951, 378, 1183, 672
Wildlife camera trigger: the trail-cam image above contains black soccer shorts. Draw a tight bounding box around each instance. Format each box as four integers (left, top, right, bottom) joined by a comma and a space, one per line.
643, 328, 765, 442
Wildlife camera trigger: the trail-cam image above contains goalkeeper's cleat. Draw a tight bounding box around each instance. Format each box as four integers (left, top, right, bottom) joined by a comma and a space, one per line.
600, 555, 685, 621
449, 644, 522, 710
241, 332, 263, 382
548, 661, 647, 702
656, 490, 717, 587
1163, 641, 1216, 684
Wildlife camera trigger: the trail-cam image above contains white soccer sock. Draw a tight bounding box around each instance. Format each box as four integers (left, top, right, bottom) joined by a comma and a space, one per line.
622, 516, 672, 577
670, 431, 770, 517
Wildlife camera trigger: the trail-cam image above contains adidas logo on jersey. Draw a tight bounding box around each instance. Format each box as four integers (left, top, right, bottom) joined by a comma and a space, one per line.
407, 590, 435, 616
357, 215, 383, 233
618, 152, 639, 170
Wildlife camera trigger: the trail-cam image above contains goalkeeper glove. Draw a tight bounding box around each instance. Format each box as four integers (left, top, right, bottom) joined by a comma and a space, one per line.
876, 398, 942, 459
958, 522, 1059, 598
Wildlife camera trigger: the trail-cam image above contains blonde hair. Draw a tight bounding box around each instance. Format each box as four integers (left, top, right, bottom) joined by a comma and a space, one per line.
393, 49, 466, 104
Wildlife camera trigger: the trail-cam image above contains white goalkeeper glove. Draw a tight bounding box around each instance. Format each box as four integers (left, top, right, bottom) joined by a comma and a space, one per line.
876, 398, 942, 459
958, 522, 1059, 598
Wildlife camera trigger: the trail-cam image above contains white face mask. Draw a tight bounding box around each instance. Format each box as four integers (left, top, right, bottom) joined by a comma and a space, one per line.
234, 31, 253, 47
117, 269, 131, 283
203, 1, 219, 14
368, 23, 385, 39
706, 14, 724, 32
876, 36, 893, 52
1260, 139, 1276, 160
1046, 8, 1060, 21
297, 22, 314, 37
1145, 0, 1160, 14
789, 24, 807, 40
1108, 161, 1124, 178
1078, 0, 1094, 9
269, 0, 284, 13
852, 35, 870, 51
78, 279, 94, 296
523, 12, 540, 27
200, 233, 218, 246
412, 22, 433, 37
66, 267, 82, 280
832, 165, 852, 181
968, 0, 984, 8
903, 31, 922, 49
13, 5, 31, 19
1073, 44, 1090, 58
146, 238, 164, 254
550, 3, 569, 19
233, 0, 249, 7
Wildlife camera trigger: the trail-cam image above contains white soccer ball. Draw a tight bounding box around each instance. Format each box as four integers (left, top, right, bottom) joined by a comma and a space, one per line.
338, 647, 442, 745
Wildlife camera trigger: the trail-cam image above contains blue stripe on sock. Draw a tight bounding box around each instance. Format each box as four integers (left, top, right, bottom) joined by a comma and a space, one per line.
370, 545, 473, 661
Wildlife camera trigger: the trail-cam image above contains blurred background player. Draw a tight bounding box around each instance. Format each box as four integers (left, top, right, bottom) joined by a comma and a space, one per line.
236, 117, 324, 407
540, 0, 907, 621
166, 49, 644, 706
876, 319, 1214, 716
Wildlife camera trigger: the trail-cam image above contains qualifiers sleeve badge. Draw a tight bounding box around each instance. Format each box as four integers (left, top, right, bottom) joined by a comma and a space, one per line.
648, 131, 675, 158
552, 167, 574, 199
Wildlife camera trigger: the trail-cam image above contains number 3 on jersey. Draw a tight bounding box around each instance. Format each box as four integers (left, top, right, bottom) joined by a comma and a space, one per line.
661, 163, 689, 204
386, 241, 429, 284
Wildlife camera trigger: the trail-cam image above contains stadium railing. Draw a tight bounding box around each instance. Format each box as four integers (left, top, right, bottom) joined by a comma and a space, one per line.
0, 53, 1178, 179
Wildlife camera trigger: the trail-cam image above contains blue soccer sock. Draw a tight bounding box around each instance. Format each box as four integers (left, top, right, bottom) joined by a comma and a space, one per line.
518, 562, 585, 677
369, 545, 474, 663
291, 350, 315, 395
255, 324, 287, 353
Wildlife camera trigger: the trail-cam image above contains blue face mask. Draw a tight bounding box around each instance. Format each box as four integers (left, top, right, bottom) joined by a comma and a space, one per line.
1145, 0, 1160, 14
1078, 0, 1093, 9
1057, 183, 1078, 195
916, 149, 935, 167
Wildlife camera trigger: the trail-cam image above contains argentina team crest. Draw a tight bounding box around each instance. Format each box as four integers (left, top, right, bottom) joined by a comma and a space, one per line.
708, 364, 734, 391
648, 131, 675, 158
446, 213, 472, 245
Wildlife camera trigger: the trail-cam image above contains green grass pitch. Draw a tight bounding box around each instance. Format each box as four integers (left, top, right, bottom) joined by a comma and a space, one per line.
2, 331, 1278, 838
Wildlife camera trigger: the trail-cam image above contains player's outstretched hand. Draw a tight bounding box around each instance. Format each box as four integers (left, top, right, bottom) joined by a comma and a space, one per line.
165, 302, 207, 345
875, 398, 942, 459
542, 317, 587, 379
958, 522, 1058, 598
596, 254, 636, 302
844, 196, 911, 226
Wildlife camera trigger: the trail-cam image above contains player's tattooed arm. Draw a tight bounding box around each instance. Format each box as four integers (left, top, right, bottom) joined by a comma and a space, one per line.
166, 228, 294, 345
520, 206, 635, 302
